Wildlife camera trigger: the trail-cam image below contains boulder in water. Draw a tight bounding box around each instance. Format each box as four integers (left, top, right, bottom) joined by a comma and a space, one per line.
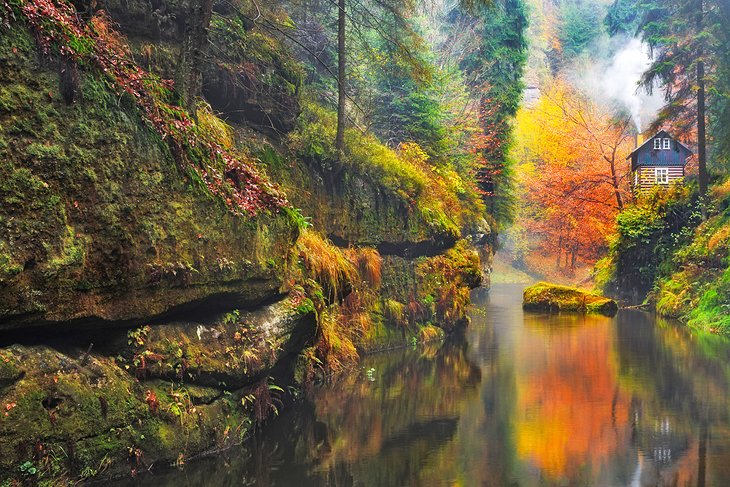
523, 282, 618, 317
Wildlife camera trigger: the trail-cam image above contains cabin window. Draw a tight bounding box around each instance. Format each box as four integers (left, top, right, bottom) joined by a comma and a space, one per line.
654, 138, 661, 150
655, 167, 669, 184
663, 138, 671, 150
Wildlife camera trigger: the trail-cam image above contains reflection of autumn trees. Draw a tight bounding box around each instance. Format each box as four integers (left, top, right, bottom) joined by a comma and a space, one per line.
136, 292, 730, 487
127, 287, 730, 487
514, 314, 632, 479
614, 312, 730, 486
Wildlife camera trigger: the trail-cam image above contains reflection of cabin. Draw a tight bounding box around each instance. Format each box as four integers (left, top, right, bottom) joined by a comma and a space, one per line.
627, 130, 693, 192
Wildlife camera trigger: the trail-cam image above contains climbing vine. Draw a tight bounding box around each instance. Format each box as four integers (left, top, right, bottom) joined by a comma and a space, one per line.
1, 0, 288, 216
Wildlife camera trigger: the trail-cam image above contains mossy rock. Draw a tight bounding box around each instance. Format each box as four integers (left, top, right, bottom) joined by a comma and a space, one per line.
0, 26, 298, 330
0, 340, 277, 483
523, 282, 619, 317
118, 297, 316, 388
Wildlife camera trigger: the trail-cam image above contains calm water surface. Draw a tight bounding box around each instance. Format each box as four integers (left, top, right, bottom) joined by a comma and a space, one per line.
130, 284, 730, 486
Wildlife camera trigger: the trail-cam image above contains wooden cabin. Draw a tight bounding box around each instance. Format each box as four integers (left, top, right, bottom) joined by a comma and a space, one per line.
627, 130, 693, 192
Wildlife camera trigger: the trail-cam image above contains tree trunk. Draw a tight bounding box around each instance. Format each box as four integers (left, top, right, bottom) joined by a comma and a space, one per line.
608, 151, 624, 210
697, 0, 709, 219
176, 0, 214, 111
335, 0, 346, 159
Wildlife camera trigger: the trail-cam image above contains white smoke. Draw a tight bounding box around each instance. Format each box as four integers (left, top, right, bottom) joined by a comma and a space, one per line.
577, 36, 665, 132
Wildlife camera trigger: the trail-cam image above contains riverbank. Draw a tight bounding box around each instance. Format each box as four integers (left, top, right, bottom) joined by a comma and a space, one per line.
99, 284, 730, 486
596, 185, 730, 334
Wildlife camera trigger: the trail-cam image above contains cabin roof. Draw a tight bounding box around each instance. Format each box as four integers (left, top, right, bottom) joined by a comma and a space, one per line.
626, 130, 693, 160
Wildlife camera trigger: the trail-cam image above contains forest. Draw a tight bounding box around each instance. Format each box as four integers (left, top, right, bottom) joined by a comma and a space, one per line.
0, 0, 729, 484
500, 0, 730, 334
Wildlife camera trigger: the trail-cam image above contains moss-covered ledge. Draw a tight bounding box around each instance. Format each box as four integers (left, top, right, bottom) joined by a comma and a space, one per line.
0, 26, 299, 330
0, 296, 315, 484
523, 282, 619, 317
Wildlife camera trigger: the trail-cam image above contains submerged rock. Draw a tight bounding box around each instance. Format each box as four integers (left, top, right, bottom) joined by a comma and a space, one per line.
523, 282, 619, 317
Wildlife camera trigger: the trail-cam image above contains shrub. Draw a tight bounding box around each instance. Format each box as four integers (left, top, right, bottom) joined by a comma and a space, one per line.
598, 185, 699, 303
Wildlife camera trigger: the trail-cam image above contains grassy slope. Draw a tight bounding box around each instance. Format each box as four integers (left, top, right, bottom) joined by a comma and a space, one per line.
596, 181, 730, 333
654, 181, 730, 332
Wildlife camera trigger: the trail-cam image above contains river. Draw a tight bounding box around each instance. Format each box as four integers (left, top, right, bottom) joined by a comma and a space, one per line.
123, 284, 730, 486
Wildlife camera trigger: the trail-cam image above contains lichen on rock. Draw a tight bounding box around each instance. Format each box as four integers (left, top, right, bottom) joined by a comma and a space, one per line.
523, 282, 619, 317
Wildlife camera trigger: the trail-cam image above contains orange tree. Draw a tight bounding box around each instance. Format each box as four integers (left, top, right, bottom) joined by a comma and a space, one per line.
513, 79, 634, 271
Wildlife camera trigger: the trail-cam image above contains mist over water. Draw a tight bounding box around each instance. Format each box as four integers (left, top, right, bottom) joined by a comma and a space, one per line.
576, 36, 665, 132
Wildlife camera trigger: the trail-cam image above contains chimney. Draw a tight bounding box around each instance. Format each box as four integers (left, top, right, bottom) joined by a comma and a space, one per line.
636, 133, 645, 148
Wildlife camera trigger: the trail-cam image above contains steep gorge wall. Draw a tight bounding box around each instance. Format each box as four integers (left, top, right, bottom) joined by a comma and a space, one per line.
0, 2, 494, 483
0, 27, 298, 331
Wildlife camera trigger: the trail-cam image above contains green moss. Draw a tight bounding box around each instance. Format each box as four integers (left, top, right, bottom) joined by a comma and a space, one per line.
44, 225, 86, 275
523, 282, 618, 316
647, 198, 730, 333
286, 101, 481, 243
0, 340, 269, 484
0, 246, 21, 284
0, 24, 298, 326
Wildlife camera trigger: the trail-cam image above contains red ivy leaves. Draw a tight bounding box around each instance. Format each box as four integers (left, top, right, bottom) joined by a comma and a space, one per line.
10, 0, 288, 217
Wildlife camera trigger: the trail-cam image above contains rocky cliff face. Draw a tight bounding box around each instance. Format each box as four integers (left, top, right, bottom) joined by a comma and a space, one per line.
0, 1, 494, 483
0, 27, 298, 330
0, 297, 314, 481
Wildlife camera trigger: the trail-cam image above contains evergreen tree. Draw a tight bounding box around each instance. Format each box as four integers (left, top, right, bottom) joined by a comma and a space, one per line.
558, 1, 603, 60
638, 0, 724, 215
605, 0, 642, 36
456, 0, 528, 229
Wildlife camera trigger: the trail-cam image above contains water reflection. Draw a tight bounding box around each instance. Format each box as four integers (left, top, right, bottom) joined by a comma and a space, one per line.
126, 284, 730, 486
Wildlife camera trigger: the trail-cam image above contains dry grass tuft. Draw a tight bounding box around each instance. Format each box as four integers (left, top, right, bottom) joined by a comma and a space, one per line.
407, 293, 425, 325
196, 101, 235, 150
297, 229, 357, 301
382, 298, 406, 327
345, 247, 382, 289
711, 178, 730, 201
708, 224, 730, 253
436, 285, 471, 325
418, 324, 444, 344
316, 308, 359, 373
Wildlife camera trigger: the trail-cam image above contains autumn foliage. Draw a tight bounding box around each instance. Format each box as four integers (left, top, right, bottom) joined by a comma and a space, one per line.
2, 0, 288, 217
513, 79, 634, 272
